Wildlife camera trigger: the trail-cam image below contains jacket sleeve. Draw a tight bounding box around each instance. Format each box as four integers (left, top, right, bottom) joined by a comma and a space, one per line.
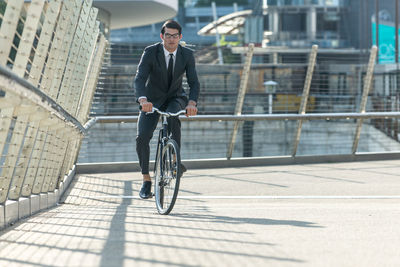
134, 47, 152, 101
185, 50, 200, 103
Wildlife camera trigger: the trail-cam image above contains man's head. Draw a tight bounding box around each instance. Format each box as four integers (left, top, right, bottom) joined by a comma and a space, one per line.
160, 20, 182, 52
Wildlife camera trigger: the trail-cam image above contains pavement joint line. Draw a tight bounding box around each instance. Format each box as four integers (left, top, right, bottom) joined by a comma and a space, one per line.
78, 195, 400, 199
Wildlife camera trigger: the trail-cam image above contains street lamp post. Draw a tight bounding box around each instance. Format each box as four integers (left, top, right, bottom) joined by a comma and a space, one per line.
264, 80, 278, 114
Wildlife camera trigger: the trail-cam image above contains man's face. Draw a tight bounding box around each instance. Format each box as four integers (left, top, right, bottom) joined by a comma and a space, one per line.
161, 27, 182, 52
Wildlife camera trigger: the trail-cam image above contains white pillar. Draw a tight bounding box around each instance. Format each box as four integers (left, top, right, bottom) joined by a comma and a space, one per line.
269, 9, 279, 33
307, 7, 317, 40
268, 94, 273, 114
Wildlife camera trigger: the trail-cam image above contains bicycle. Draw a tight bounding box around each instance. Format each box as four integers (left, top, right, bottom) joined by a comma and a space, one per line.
142, 107, 186, 215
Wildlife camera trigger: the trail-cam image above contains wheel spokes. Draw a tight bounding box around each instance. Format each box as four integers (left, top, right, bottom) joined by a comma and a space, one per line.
155, 140, 181, 215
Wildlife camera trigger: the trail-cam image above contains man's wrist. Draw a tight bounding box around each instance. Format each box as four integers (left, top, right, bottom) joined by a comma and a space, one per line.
138, 97, 148, 104
188, 100, 197, 107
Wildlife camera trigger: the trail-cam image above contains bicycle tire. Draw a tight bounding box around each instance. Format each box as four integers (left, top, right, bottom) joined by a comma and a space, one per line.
153, 137, 162, 200
154, 139, 181, 215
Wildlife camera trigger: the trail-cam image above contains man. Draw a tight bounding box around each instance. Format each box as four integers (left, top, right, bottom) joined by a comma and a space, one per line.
134, 20, 200, 199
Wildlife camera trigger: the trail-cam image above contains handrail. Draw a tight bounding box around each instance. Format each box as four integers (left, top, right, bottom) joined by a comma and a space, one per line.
0, 65, 86, 133
79, 112, 400, 167
93, 112, 400, 124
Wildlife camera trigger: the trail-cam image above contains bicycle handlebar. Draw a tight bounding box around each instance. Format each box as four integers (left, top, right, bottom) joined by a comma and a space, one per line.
140, 106, 186, 117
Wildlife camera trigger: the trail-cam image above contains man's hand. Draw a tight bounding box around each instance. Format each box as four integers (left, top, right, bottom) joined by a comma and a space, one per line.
139, 98, 153, 112
185, 100, 197, 117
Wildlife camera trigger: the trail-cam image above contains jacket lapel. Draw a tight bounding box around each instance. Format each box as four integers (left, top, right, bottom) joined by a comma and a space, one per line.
173, 45, 184, 82
156, 43, 168, 87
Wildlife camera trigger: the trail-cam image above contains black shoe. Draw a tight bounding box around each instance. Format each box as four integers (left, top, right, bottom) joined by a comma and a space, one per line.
139, 181, 152, 199
178, 163, 187, 178
181, 163, 187, 173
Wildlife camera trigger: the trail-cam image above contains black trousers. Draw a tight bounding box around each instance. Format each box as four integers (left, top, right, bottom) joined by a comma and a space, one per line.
136, 99, 184, 174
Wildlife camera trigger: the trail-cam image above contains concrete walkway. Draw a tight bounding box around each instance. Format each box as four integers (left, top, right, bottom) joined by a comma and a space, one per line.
0, 160, 400, 266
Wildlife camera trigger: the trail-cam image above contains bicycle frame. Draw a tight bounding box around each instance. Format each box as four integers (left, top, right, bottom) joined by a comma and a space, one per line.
154, 117, 168, 175
151, 108, 186, 174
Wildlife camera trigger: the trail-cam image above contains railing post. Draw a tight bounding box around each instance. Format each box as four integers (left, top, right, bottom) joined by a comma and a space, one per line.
226, 43, 254, 159
53, 129, 75, 190
20, 125, 48, 198
57, 0, 94, 114
40, 124, 66, 194
292, 45, 318, 156
0, 0, 24, 66
352, 46, 378, 154
30, 119, 58, 195
69, 7, 99, 115
42, 0, 83, 97
8, 111, 47, 200
77, 33, 107, 123
3, 110, 30, 201
29, 0, 62, 86
13, 0, 46, 77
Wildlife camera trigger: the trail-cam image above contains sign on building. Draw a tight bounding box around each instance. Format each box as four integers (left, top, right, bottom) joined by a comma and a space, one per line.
371, 10, 400, 64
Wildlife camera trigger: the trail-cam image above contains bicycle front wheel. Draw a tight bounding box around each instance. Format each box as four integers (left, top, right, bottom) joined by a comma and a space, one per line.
154, 139, 181, 215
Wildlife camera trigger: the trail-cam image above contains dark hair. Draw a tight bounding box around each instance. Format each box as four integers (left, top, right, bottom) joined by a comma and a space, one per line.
161, 20, 182, 35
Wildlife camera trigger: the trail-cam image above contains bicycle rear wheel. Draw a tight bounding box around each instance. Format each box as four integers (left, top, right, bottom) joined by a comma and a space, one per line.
154, 139, 181, 215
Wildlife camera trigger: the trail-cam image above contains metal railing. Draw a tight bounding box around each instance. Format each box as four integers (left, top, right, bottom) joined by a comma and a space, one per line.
91, 43, 380, 117
0, 0, 106, 225
79, 111, 400, 162
78, 42, 400, 164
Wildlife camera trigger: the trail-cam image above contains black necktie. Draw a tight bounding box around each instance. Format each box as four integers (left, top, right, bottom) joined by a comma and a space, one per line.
167, 53, 173, 87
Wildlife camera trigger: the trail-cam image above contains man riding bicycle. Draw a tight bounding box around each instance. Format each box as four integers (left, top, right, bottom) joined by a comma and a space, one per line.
134, 20, 200, 199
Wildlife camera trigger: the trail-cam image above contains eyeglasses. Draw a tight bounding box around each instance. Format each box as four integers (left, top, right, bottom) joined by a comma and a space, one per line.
164, 33, 180, 39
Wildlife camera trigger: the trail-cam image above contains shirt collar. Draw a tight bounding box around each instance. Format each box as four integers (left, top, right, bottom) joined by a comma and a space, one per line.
162, 44, 177, 58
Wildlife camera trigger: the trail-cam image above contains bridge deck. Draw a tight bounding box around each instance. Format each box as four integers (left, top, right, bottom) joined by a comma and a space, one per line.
1, 160, 400, 266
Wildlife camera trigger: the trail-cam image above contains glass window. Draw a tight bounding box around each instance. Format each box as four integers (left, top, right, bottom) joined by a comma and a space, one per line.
185, 17, 196, 23
199, 16, 212, 23
263, 14, 269, 30
281, 13, 306, 32
317, 13, 338, 32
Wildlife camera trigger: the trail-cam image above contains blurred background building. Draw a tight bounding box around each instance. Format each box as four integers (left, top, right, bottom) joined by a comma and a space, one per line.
110, 0, 398, 61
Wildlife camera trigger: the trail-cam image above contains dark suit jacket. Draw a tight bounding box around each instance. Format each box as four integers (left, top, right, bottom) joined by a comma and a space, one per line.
134, 42, 200, 108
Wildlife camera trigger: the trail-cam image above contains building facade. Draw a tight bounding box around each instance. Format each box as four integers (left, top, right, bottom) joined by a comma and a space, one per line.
263, 0, 398, 51
109, 0, 398, 55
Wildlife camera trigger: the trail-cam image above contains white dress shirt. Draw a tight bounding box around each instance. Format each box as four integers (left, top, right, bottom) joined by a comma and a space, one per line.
163, 45, 177, 71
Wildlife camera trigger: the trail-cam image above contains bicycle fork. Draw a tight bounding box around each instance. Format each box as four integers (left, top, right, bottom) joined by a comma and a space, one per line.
161, 116, 178, 182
